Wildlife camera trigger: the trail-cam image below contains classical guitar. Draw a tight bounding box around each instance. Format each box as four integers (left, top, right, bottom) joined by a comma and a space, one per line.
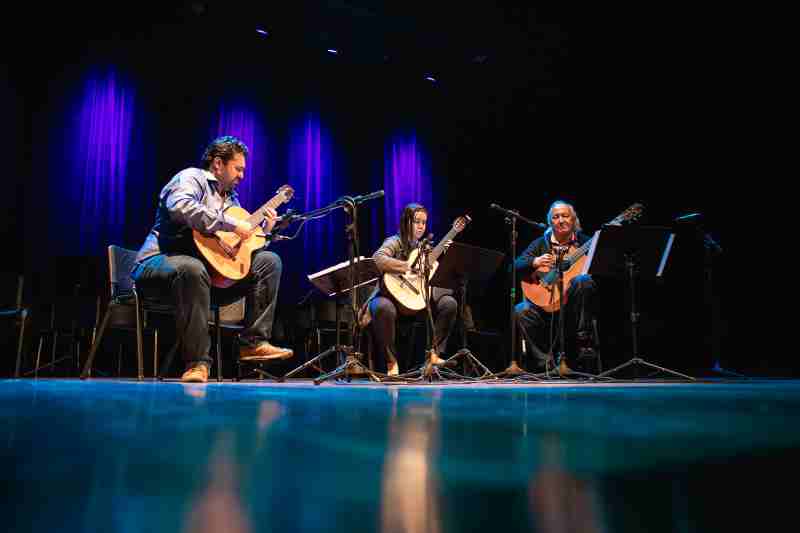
194, 184, 295, 288
383, 215, 471, 315
521, 203, 643, 312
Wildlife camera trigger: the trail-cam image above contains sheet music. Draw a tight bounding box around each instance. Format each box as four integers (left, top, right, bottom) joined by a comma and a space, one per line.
308, 257, 380, 296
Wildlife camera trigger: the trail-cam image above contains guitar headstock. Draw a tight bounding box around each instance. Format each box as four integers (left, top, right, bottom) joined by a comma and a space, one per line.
606, 203, 643, 226
453, 214, 472, 233
276, 184, 295, 204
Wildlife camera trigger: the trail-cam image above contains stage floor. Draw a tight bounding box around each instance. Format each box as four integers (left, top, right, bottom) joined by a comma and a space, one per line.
3, 377, 799, 532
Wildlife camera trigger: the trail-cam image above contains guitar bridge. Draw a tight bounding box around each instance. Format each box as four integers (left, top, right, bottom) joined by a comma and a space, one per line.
393, 274, 420, 295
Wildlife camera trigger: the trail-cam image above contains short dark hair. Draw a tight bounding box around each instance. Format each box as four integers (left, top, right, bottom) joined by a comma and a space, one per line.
201, 136, 249, 170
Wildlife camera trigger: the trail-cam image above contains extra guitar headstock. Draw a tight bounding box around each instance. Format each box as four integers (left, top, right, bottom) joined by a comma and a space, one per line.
453, 214, 472, 233
606, 203, 644, 226
276, 184, 295, 204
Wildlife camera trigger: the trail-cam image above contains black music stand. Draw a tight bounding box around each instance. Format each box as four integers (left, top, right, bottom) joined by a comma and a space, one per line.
281, 257, 380, 381
585, 225, 695, 381
430, 243, 505, 379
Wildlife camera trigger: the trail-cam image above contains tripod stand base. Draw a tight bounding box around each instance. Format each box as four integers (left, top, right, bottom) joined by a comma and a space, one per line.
313, 353, 382, 385
390, 349, 496, 382
594, 357, 695, 381
24, 355, 74, 377
499, 360, 525, 376
525, 356, 598, 380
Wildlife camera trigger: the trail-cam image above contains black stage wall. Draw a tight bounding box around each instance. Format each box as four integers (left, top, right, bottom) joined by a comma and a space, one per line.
2, 3, 760, 377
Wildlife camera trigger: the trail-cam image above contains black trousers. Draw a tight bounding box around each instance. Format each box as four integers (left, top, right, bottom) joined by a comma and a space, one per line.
131, 250, 282, 366
514, 274, 596, 364
369, 288, 458, 367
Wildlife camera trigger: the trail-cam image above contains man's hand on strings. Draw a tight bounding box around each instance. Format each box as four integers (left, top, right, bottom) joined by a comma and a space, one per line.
233, 220, 257, 240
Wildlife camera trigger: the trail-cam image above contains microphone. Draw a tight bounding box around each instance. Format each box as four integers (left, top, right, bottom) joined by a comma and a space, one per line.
352, 190, 385, 204
489, 203, 547, 229
489, 203, 518, 216
335, 190, 383, 208
273, 209, 297, 224
674, 212, 702, 222
412, 233, 434, 272
420, 232, 434, 250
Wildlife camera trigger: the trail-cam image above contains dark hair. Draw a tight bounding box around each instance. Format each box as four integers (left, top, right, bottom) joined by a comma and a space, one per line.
201, 136, 249, 170
399, 203, 427, 255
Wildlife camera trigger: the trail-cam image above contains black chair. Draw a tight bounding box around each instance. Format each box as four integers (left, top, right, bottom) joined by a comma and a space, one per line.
80, 245, 239, 381
158, 295, 246, 381
29, 281, 88, 378
1, 273, 30, 378
296, 286, 377, 377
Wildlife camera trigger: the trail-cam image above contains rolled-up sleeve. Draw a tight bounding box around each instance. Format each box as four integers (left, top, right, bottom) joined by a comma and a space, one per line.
164, 174, 238, 234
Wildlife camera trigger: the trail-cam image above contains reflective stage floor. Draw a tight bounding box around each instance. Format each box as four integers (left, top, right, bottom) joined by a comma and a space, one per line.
3, 378, 799, 532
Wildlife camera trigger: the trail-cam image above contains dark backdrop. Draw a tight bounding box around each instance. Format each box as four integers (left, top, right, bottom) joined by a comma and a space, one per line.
2, 2, 759, 377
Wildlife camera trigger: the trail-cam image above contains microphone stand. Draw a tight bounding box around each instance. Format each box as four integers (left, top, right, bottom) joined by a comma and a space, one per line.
312, 193, 386, 384
489, 204, 547, 379
274, 191, 386, 384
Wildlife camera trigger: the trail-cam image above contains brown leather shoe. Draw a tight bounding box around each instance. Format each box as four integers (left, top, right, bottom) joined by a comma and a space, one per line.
558, 357, 573, 378
181, 363, 209, 383
429, 351, 455, 367
239, 342, 294, 361
386, 357, 399, 376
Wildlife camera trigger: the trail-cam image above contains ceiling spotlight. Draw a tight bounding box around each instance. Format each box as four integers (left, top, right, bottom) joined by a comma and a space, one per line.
327, 49, 339, 55
256, 28, 269, 36
425, 75, 437, 83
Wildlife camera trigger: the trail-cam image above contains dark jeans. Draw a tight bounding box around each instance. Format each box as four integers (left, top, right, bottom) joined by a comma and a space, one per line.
131, 250, 282, 366
369, 287, 458, 366
514, 274, 596, 364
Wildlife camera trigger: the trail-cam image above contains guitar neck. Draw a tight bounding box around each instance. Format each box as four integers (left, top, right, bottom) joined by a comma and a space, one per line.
246, 194, 286, 226
428, 225, 461, 264
560, 204, 643, 266
564, 239, 592, 264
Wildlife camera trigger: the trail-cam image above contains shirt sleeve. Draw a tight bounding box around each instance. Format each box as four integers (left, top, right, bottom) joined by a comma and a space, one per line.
163, 173, 238, 234
373, 236, 407, 274
515, 238, 543, 276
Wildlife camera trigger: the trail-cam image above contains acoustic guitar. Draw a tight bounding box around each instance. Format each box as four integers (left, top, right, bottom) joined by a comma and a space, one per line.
194, 184, 295, 288
520, 203, 643, 312
383, 215, 471, 315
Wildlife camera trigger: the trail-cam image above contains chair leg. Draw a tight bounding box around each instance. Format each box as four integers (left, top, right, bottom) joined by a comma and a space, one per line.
14, 310, 28, 378
153, 329, 159, 379
158, 340, 179, 380
215, 308, 222, 382
80, 306, 113, 379
50, 331, 58, 374
592, 318, 602, 373
233, 335, 241, 382
74, 339, 81, 376
134, 292, 144, 381
34, 336, 44, 378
